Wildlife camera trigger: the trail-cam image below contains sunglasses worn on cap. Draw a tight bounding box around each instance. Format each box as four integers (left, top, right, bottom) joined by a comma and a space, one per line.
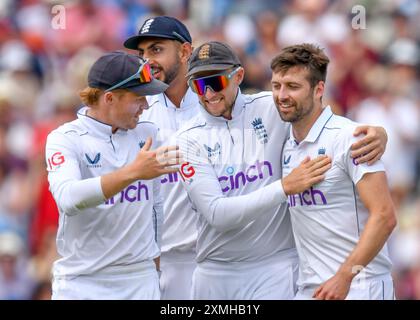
105, 59, 152, 92
188, 66, 241, 96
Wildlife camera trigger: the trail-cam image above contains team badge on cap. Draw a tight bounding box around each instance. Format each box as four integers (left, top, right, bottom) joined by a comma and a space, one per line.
198, 44, 211, 60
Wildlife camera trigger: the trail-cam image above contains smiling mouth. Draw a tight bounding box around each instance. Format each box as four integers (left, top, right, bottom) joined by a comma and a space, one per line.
206, 98, 223, 104
151, 67, 161, 77
279, 101, 294, 108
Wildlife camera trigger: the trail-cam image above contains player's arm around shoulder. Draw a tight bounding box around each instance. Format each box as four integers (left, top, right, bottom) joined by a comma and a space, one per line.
350, 124, 388, 166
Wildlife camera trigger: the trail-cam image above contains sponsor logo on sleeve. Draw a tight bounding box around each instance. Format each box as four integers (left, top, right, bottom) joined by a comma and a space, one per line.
179, 162, 195, 183
47, 152, 65, 171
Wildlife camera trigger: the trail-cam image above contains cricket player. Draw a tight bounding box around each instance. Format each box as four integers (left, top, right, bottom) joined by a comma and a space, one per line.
124, 16, 198, 300
176, 41, 389, 299
272, 43, 396, 300
46, 51, 181, 299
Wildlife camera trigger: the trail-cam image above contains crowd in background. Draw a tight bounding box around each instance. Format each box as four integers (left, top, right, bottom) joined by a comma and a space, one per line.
0, 0, 419, 300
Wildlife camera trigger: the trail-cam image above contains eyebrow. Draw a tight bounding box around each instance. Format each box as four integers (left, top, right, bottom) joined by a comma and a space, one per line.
141, 41, 166, 51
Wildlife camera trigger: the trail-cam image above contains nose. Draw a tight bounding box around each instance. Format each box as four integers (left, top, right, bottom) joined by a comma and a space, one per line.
139, 100, 149, 111
204, 86, 216, 99
275, 86, 290, 103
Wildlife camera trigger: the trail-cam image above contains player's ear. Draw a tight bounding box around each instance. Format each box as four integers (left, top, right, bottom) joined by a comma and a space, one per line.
314, 81, 325, 100
180, 42, 192, 63
103, 91, 121, 105
236, 67, 245, 85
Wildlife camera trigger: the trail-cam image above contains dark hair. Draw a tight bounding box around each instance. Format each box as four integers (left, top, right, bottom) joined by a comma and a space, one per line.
270, 43, 330, 87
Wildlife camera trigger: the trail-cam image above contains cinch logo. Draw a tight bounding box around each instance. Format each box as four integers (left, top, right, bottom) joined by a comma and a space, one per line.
105, 181, 149, 205
161, 172, 179, 184
352, 155, 361, 166
288, 187, 327, 207
85, 153, 101, 168
283, 154, 291, 165
218, 160, 273, 193
141, 18, 154, 33
139, 141, 145, 149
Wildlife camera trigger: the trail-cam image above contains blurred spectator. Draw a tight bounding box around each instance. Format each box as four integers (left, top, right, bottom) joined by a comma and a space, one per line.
242, 11, 280, 91
277, 0, 349, 48
0, 231, 36, 300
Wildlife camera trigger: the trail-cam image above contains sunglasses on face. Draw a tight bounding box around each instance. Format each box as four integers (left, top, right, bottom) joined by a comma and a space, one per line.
105, 58, 153, 92
188, 66, 241, 96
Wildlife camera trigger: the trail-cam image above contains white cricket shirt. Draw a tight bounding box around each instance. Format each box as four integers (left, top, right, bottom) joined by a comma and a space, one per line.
143, 89, 200, 253
282, 106, 393, 288
46, 107, 162, 277
176, 90, 296, 263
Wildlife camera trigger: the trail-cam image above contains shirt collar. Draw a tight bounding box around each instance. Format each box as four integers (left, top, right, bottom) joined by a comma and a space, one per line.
152, 87, 199, 110
289, 105, 334, 144
77, 106, 127, 139
198, 88, 245, 125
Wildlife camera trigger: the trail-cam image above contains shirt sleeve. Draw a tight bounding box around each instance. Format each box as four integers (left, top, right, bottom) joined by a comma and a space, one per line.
335, 126, 385, 185
46, 131, 106, 216
177, 132, 287, 232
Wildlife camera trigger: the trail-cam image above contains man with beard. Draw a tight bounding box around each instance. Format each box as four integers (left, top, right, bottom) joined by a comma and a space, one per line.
272, 43, 396, 299
124, 16, 198, 300
176, 41, 390, 299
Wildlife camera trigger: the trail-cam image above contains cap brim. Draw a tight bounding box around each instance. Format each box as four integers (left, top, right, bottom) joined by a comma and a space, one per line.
186, 64, 235, 77
124, 78, 168, 96
124, 34, 178, 50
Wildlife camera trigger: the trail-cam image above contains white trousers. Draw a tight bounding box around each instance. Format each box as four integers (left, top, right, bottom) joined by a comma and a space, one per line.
159, 250, 196, 300
52, 260, 160, 300
294, 273, 395, 300
192, 249, 299, 300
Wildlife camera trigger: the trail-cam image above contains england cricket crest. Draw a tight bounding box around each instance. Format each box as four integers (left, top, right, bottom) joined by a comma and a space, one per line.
252, 117, 268, 144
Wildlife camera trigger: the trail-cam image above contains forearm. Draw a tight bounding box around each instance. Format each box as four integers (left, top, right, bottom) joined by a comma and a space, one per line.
100, 164, 137, 199
195, 180, 287, 232
50, 176, 105, 215
338, 210, 395, 279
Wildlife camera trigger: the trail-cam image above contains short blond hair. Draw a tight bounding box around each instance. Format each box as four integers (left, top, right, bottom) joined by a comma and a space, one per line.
79, 87, 127, 106
79, 87, 102, 106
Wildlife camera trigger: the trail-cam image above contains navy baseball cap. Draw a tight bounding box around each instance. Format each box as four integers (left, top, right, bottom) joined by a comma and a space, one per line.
187, 41, 242, 77
124, 16, 192, 50
88, 51, 168, 96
